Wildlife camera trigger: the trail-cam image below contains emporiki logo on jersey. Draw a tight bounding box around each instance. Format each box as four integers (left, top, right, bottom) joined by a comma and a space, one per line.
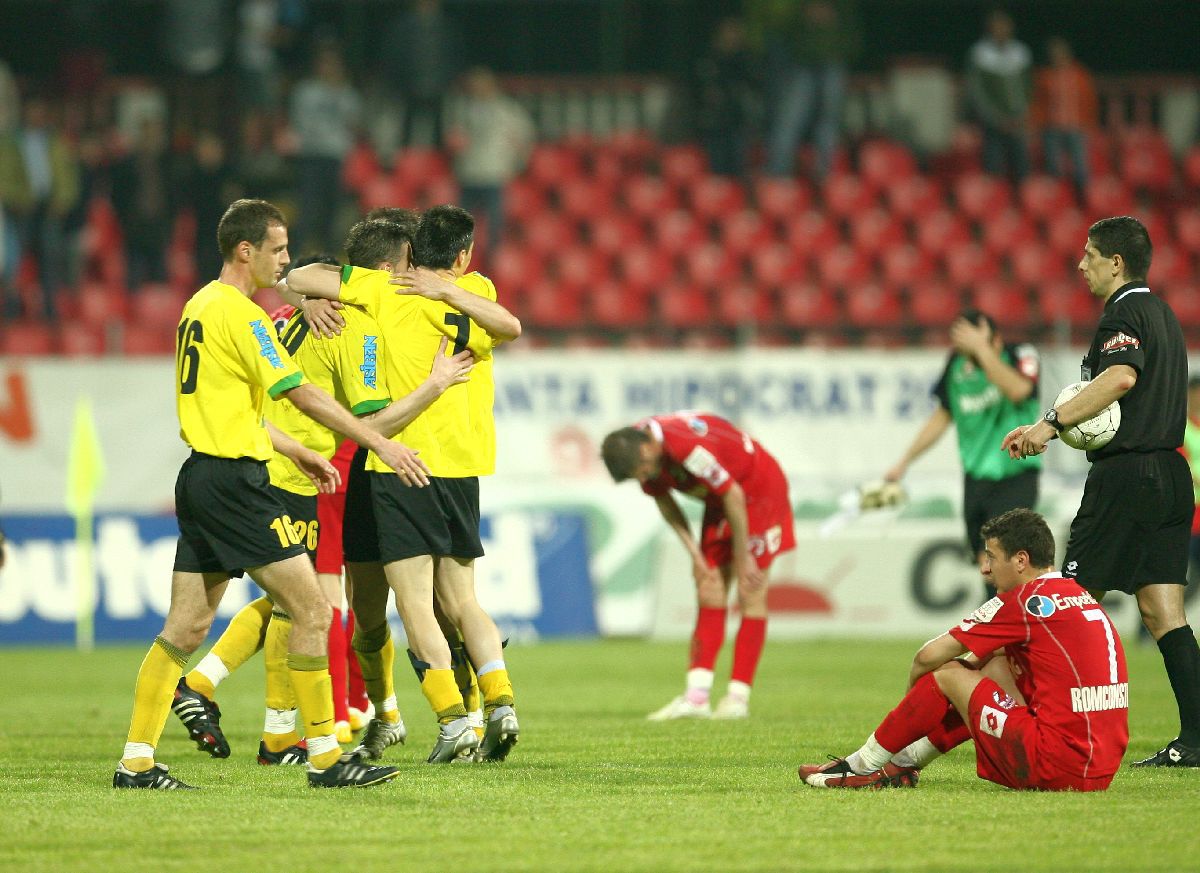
250, 320, 284, 368
1101, 332, 1140, 354
361, 336, 378, 388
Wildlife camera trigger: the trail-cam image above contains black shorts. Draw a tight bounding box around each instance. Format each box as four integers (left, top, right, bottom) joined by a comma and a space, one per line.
269, 484, 319, 563
1063, 450, 1192, 594
367, 473, 484, 563
174, 453, 308, 576
343, 446, 378, 563
962, 470, 1039, 556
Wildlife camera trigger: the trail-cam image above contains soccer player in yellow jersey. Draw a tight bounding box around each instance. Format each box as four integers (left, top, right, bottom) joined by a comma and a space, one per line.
285, 205, 522, 762
113, 199, 431, 790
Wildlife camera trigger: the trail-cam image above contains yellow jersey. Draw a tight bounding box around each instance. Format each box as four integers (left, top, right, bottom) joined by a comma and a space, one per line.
264, 304, 392, 495
175, 280, 306, 461
338, 265, 497, 477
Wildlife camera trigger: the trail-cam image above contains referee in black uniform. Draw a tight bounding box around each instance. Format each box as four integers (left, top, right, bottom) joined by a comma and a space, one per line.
1005, 215, 1200, 767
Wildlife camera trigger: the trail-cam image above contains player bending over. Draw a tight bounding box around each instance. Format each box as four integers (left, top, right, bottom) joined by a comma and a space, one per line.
799, 508, 1128, 791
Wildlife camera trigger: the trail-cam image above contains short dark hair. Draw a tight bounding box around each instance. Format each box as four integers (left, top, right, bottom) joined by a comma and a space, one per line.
979, 508, 1055, 568
1088, 216, 1152, 282
413, 205, 474, 269
365, 206, 422, 240
217, 199, 286, 261
344, 219, 412, 269
600, 427, 651, 482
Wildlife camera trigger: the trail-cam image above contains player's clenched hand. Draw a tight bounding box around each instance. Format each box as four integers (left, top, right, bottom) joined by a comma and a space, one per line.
429, 336, 474, 391
302, 297, 345, 338
295, 448, 341, 494
391, 267, 455, 301
375, 440, 432, 487
1001, 423, 1051, 460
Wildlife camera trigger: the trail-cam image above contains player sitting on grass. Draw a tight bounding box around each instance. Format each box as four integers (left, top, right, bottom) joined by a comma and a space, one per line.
799, 508, 1129, 791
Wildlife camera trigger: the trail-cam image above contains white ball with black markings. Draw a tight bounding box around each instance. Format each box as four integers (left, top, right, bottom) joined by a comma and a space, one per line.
1054, 381, 1121, 451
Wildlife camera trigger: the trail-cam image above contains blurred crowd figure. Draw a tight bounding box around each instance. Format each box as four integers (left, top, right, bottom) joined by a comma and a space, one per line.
965, 9, 1032, 183
1033, 37, 1098, 196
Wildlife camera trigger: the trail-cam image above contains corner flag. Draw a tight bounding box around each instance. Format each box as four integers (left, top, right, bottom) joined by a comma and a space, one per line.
66, 396, 105, 651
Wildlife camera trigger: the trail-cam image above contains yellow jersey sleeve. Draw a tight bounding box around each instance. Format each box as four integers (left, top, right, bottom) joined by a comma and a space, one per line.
332, 305, 392, 416
337, 265, 390, 322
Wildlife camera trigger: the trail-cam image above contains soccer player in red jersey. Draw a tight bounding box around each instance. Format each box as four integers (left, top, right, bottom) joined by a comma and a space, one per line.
601, 412, 795, 720
799, 508, 1129, 791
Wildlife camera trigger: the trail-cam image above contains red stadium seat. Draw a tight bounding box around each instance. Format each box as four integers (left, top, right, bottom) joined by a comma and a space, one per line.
681, 242, 742, 289
1168, 285, 1200, 328
521, 212, 578, 254
649, 209, 707, 255
526, 145, 583, 189
776, 282, 841, 329
58, 322, 106, 357
589, 149, 627, 189
849, 208, 906, 253
885, 176, 944, 223
1118, 127, 1174, 193
688, 175, 747, 220
859, 140, 917, 190
753, 178, 813, 223
622, 175, 679, 219
1138, 210, 1171, 250
131, 285, 186, 330
503, 178, 546, 222
523, 277, 584, 329
78, 283, 129, 327
907, 281, 963, 328
587, 280, 651, 329
616, 244, 676, 295
1018, 175, 1074, 221
1150, 244, 1194, 285
558, 179, 617, 220
944, 242, 1000, 287
587, 214, 644, 255
814, 244, 872, 289
1010, 246, 1072, 287
821, 173, 876, 218
489, 245, 543, 291
844, 283, 903, 328
1045, 209, 1090, 257
1174, 208, 1200, 251
749, 243, 808, 288
971, 280, 1032, 329
392, 147, 450, 183
953, 173, 1012, 222
879, 245, 937, 291
1183, 146, 1200, 190
1, 321, 56, 355
660, 145, 709, 189
552, 247, 609, 291
914, 209, 971, 259
782, 210, 839, 255
981, 209, 1037, 257
715, 283, 772, 326
119, 324, 176, 356
1084, 176, 1134, 217
1037, 279, 1096, 328
656, 282, 712, 329
341, 143, 381, 193
412, 177, 459, 209
358, 172, 405, 212
719, 209, 775, 256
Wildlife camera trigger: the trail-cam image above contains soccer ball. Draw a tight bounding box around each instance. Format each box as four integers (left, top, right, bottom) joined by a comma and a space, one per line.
1053, 382, 1121, 450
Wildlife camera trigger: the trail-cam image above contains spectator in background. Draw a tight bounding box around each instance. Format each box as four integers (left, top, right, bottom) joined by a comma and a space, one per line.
692, 17, 759, 178
1032, 37, 1097, 198
161, 0, 229, 132
448, 68, 534, 258
288, 39, 361, 255
235, 0, 287, 111
746, 0, 861, 180
111, 116, 175, 290
13, 95, 81, 319
386, 0, 460, 149
966, 9, 1032, 183
184, 130, 237, 281
234, 109, 293, 202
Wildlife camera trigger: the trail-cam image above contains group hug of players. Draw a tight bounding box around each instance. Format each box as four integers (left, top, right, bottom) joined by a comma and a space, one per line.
114, 199, 521, 789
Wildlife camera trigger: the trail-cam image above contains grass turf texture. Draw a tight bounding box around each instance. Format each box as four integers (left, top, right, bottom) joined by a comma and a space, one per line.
0, 638, 1196, 872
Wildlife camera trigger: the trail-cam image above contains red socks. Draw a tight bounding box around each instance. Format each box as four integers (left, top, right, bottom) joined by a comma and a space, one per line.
345, 609, 368, 711
874, 672, 955, 752
689, 607, 727, 670
730, 617, 767, 686
328, 607, 349, 724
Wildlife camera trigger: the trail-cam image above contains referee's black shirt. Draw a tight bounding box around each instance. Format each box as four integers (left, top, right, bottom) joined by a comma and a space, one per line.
1081, 281, 1187, 462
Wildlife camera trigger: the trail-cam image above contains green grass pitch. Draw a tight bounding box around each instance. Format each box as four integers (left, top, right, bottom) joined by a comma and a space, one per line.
1, 637, 1196, 872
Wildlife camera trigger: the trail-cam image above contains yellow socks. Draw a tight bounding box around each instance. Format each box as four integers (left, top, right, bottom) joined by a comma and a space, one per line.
421, 669, 468, 724
352, 622, 398, 723
186, 596, 272, 699
288, 652, 340, 770
477, 661, 514, 717
450, 643, 481, 712
262, 612, 301, 752
122, 636, 188, 771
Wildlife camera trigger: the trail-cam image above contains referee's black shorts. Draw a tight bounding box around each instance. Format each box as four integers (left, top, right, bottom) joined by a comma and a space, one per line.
174, 453, 308, 576
962, 470, 1039, 557
347, 468, 484, 564
1063, 450, 1192, 594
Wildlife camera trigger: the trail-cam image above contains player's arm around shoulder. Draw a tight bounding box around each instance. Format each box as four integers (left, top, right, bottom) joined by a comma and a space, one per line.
392, 267, 521, 343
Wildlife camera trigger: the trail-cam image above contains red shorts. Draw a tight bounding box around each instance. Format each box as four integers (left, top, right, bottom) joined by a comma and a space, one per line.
313, 441, 357, 575
699, 458, 795, 571
967, 678, 1114, 792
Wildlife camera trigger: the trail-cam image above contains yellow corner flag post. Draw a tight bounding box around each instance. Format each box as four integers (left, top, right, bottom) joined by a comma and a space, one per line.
66, 396, 105, 652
